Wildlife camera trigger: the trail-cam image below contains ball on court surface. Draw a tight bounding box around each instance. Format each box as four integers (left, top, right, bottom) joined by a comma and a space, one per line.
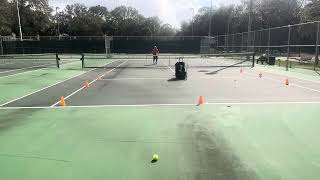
152, 154, 159, 161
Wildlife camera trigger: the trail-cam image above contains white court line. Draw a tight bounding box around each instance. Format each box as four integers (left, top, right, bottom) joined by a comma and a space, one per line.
254, 67, 320, 84
0, 60, 80, 78
98, 77, 168, 81
0, 62, 76, 78
245, 71, 320, 94
0, 61, 116, 107
0, 66, 49, 79
164, 62, 174, 73
50, 61, 128, 107
0, 64, 47, 74
97, 76, 256, 81
2, 101, 320, 110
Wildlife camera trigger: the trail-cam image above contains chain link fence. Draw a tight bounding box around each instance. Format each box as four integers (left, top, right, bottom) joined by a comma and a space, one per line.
0, 36, 202, 55
215, 21, 320, 71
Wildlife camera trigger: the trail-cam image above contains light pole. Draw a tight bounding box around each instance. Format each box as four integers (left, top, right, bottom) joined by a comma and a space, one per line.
208, 0, 212, 36
190, 8, 195, 36
56, 7, 60, 36
247, 0, 253, 52
226, 13, 232, 52
16, 0, 23, 41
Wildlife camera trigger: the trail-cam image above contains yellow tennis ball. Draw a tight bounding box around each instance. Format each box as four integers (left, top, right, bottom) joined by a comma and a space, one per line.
153, 154, 159, 161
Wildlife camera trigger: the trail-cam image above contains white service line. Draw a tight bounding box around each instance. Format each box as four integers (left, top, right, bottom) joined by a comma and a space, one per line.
98, 77, 168, 81
2, 101, 320, 110
0, 60, 79, 78
245, 71, 320, 94
254, 67, 320, 84
97, 76, 256, 81
50, 61, 128, 107
0, 61, 116, 107
0, 65, 46, 74
0, 66, 48, 79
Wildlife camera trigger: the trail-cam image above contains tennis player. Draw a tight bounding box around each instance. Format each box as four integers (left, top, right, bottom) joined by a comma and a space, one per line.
152, 46, 159, 65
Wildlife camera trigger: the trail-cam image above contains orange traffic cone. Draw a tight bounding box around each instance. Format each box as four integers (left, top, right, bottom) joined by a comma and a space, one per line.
197, 96, 204, 106
285, 79, 289, 86
84, 80, 90, 88
59, 96, 66, 106
259, 72, 262, 78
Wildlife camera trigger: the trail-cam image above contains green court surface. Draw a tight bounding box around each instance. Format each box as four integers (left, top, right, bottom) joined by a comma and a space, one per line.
0, 62, 86, 104
1, 104, 320, 180
255, 64, 320, 82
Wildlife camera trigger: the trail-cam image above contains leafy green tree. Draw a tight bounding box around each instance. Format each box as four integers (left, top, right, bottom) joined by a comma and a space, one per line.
9, 0, 52, 36
302, 0, 320, 21
0, 0, 13, 35
159, 24, 176, 36
255, 0, 301, 28
141, 17, 161, 36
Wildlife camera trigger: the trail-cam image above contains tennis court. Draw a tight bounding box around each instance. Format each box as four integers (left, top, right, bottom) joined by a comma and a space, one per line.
0, 54, 80, 78
1, 53, 320, 180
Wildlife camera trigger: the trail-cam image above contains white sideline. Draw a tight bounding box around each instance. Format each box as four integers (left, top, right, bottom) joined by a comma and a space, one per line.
245, 71, 320, 94
0, 61, 115, 107
50, 61, 128, 107
0, 61, 79, 79
0, 65, 47, 74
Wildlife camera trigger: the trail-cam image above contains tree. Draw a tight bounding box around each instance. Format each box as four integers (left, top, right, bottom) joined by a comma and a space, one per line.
59, 4, 105, 35
0, 0, 13, 35
107, 6, 146, 35
159, 24, 176, 36
255, 0, 301, 28
302, 0, 320, 21
8, 0, 53, 36
142, 17, 161, 36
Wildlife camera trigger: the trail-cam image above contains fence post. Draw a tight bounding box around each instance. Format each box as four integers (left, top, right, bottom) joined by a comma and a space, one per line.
216, 36, 219, 51
253, 31, 256, 53
241, 33, 244, 52
0, 36, 3, 55
267, 28, 271, 59
315, 22, 320, 70
104, 35, 108, 57
232, 34, 235, 52
286, 25, 291, 71
225, 34, 228, 52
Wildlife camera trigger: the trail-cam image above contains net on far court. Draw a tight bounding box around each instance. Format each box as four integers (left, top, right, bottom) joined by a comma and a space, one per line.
0, 53, 59, 69
82, 52, 255, 69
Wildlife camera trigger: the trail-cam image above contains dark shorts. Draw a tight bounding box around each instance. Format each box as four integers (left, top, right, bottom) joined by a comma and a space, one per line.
153, 55, 158, 60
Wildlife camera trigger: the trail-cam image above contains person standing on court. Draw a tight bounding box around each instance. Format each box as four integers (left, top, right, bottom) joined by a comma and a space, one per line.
152, 46, 159, 65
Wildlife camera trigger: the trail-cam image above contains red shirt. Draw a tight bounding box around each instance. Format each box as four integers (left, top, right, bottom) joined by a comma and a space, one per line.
152, 48, 159, 55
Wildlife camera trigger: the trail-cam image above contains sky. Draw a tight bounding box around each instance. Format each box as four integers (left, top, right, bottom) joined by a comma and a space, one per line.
50, 0, 240, 28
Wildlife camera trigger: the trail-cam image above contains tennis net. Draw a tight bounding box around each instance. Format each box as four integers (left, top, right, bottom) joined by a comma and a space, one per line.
82, 52, 255, 69
0, 53, 59, 69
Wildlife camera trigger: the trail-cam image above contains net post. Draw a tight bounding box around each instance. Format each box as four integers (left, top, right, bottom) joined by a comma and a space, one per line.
81, 53, 84, 69
315, 22, 319, 70
286, 25, 291, 71
252, 53, 255, 67
55, 53, 60, 68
